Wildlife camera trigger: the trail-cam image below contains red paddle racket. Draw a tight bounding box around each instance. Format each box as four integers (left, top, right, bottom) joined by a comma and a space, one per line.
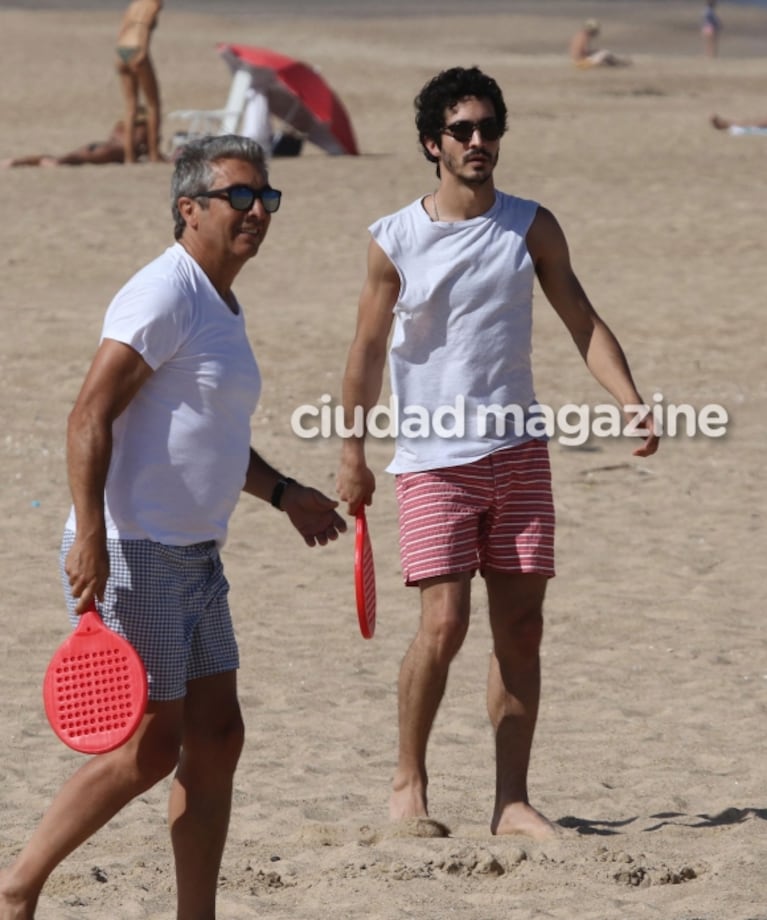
43, 602, 148, 754
354, 507, 376, 639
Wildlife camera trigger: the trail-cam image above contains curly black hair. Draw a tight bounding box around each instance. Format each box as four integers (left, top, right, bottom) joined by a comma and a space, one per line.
414, 66, 508, 169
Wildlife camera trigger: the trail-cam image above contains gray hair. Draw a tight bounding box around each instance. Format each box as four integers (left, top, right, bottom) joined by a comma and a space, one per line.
171, 134, 268, 240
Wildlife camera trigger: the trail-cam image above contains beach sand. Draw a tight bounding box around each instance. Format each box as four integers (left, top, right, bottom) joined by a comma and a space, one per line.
1, 2, 766, 918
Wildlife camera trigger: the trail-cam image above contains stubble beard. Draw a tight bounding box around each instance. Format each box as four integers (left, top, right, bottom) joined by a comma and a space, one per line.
441, 147, 499, 188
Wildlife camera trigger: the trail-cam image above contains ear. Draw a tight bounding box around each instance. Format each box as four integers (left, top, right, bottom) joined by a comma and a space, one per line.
177, 196, 200, 231
423, 135, 441, 160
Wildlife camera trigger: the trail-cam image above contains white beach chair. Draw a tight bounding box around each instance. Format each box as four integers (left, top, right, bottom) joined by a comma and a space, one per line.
167, 67, 253, 154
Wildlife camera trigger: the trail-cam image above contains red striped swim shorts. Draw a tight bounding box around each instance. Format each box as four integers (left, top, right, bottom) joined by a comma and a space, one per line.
394, 439, 555, 586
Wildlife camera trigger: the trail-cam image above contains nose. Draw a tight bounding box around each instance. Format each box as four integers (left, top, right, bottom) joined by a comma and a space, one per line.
249, 198, 270, 218
466, 125, 485, 146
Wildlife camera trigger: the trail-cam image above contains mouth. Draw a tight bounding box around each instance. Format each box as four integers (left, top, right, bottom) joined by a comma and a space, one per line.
239, 225, 263, 240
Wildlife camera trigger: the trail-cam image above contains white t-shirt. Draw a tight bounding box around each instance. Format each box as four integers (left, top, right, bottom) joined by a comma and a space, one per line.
370, 192, 540, 473
66, 243, 261, 546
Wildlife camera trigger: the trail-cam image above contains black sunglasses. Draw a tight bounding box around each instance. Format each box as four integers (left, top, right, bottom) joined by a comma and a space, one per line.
195, 184, 282, 214
441, 118, 502, 143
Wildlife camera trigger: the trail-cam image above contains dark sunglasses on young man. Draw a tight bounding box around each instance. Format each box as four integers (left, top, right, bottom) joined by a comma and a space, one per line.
441, 118, 502, 144
195, 184, 282, 214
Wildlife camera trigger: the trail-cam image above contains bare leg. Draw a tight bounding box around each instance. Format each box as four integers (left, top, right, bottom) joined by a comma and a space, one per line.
136, 58, 162, 162
117, 63, 140, 163
0, 701, 183, 920
170, 671, 244, 920
485, 571, 558, 840
390, 575, 471, 821
1, 155, 48, 168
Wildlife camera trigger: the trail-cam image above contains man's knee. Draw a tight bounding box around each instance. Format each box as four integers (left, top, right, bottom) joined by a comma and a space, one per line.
183, 711, 245, 774
419, 575, 472, 655
496, 606, 544, 661
418, 607, 470, 663
132, 728, 183, 787
515, 607, 544, 655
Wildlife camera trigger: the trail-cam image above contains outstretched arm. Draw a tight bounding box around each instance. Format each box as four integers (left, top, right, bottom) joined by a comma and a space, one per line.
527, 206, 659, 457
336, 238, 399, 512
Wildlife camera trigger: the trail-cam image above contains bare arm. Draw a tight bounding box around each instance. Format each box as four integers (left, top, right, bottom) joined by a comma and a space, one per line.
336, 238, 399, 512
66, 339, 153, 612
527, 206, 659, 457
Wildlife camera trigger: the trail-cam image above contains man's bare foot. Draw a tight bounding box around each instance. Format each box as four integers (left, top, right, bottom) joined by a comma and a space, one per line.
491, 802, 562, 841
389, 781, 428, 822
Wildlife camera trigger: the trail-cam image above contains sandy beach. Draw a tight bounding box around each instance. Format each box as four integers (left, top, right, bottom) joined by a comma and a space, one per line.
1, 1, 766, 917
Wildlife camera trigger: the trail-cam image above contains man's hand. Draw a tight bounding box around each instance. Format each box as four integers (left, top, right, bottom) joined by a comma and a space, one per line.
65, 534, 110, 615
628, 408, 661, 458
282, 484, 348, 547
336, 450, 376, 515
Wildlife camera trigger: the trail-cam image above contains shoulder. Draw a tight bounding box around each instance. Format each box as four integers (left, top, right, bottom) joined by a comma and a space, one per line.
109, 247, 193, 320
493, 191, 541, 236
496, 190, 538, 210
127, 244, 191, 289
369, 198, 424, 260
525, 205, 569, 266
369, 198, 422, 233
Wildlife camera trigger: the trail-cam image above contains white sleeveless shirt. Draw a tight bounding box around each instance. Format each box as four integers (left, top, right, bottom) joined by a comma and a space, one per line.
370, 191, 540, 473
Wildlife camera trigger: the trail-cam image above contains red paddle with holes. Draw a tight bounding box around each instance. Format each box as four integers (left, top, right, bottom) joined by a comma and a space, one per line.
354, 507, 376, 639
43, 602, 148, 754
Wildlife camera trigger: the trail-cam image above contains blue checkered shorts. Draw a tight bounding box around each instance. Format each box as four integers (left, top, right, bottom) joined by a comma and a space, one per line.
60, 533, 239, 701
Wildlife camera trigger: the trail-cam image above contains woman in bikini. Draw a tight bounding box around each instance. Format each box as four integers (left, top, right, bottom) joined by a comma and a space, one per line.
115, 0, 163, 163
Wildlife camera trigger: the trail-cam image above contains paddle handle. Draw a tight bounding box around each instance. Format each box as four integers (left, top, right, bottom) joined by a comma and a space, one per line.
74, 609, 103, 635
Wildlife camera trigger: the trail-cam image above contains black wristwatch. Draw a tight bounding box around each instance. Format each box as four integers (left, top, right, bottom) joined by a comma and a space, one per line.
270, 477, 296, 510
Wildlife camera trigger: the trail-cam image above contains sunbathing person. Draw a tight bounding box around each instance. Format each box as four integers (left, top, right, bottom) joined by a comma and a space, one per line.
1, 118, 150, 168
710, 113, 767, 133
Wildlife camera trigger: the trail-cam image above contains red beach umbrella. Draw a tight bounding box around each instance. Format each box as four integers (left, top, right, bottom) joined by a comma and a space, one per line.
217, 43, 359, 155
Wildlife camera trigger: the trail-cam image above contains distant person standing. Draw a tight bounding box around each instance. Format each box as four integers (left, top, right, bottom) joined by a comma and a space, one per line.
701, 0, 723, 57
116, 0, 163, 162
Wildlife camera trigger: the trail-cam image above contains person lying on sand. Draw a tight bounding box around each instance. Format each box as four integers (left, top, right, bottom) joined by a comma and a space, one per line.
710, 113, 767, 134
1, 116, 152, 168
